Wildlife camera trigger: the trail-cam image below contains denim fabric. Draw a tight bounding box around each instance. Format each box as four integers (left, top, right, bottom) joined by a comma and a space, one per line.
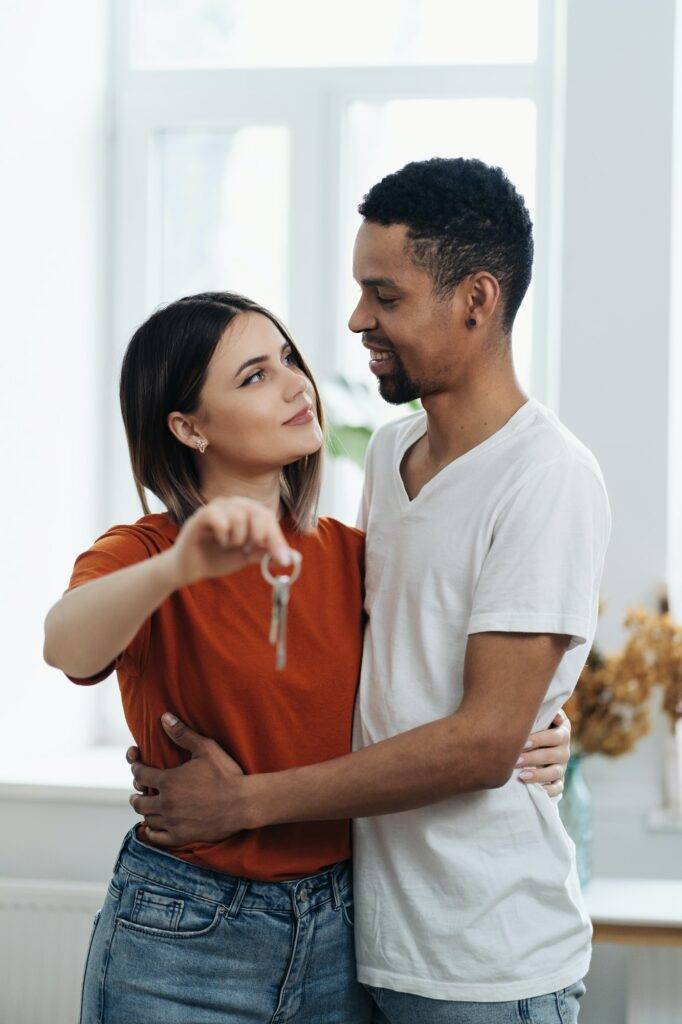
79, 824, 373, 1023
364, 980, 586, 1023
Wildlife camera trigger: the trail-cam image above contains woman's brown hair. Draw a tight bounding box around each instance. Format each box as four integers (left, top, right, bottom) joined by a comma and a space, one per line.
119, 292, 325, 531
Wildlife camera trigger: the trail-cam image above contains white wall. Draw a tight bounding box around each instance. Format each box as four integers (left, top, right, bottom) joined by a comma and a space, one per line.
559, 0, 678, 860
557, 2, 680, 1020
1, 2, 680, 1023
0, 0, 112, 765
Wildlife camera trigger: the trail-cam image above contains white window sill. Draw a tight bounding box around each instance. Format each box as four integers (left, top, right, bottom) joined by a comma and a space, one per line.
0, 745, 132, 804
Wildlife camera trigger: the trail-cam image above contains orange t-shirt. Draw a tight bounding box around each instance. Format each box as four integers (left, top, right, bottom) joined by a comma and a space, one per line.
64, 512, 366, 881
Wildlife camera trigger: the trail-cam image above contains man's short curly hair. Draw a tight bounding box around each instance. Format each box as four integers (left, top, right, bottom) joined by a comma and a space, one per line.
358, 157, 533, 334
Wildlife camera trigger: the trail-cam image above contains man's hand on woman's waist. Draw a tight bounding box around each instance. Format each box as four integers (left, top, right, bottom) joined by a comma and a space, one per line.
127, 695, 571, 848
127, 713, 257, 846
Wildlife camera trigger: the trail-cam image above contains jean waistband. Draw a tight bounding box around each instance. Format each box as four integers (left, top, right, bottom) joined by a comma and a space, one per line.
112, 824, 352, 918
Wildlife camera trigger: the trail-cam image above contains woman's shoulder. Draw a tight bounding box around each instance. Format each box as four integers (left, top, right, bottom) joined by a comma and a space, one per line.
66, 513, 177, 595
291, 515, 365, 564
130, 511, 179, 545
291, 516, 364, 584
314, 516, 365, 547
88, 512, 178, 558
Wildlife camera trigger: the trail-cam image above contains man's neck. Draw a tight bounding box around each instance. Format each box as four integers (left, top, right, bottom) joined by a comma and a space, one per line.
420, 380, 528, 468
408, 342, 528, 476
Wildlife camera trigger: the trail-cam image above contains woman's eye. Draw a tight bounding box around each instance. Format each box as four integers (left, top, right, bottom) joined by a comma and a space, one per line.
377, 296, 398, 307
283, 350, 297, 366
242, 370, 265, 386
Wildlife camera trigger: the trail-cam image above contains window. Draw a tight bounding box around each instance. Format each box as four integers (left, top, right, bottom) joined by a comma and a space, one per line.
154, 126, 290, 315
339, 97, 537, 387
131, 0, 539, 70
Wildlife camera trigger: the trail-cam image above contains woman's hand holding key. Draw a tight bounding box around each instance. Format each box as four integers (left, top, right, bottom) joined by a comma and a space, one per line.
168, 497, 293, 589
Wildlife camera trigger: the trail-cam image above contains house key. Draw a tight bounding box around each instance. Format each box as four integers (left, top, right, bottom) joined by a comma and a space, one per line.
261, 550, 302, 670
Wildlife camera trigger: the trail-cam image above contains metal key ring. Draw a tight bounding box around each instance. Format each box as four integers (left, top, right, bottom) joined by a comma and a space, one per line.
260, 549, 302, 586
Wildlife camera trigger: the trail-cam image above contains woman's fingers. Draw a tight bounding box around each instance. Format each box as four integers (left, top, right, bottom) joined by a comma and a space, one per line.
519, 763, 565, 786
526, 724, 564, 750
210, 501, 291, 564
204, 506, 231, 548
230, 508, 250, 548
516, 741, 568, 769
249, 508, 291, 564
524, 708, 571, 752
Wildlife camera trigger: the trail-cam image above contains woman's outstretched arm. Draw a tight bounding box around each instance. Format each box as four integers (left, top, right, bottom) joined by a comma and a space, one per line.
44, 497, 291, 680
43, 549, 180, 680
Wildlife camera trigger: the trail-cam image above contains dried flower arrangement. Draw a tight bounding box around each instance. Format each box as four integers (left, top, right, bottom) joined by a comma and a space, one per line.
565, 603, 682, 757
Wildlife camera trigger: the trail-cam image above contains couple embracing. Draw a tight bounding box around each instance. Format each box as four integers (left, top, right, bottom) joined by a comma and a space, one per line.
45, 156, 610, 1023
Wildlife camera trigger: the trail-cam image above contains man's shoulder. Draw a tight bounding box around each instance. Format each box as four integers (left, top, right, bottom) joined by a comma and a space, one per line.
508, 400, 606, 489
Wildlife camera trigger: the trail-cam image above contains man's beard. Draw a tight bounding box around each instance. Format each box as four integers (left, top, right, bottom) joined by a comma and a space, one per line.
375, 350, 421, 405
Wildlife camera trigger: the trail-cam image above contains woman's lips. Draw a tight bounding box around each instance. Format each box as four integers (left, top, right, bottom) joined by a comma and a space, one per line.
284, 407, 314, 426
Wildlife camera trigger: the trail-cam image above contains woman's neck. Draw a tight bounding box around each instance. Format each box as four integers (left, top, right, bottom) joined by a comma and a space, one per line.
200, 464, 282, 518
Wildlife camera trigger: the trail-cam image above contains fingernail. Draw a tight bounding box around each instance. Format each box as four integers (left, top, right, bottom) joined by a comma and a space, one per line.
162, 712, 178, 727
519, 770, 534, 780
275, 545, 292, 565
524, 740, 533, 750
515, 757, 525, 767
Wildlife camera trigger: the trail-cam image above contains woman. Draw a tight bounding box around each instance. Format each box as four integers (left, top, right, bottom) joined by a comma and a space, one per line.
44, 292, 570, 1024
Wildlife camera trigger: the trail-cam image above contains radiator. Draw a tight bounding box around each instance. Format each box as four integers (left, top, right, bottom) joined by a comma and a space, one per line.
0, 879, 106, 1024
627, 948, 682, 1024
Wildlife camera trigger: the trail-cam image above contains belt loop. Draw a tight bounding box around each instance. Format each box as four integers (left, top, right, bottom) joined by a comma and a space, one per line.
330, 866, 342, 909
112, 824, 135, 875
226, 879, 248, 920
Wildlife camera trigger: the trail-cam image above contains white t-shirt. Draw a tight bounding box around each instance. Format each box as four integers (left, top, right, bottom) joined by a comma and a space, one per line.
351, 397, 611, 1002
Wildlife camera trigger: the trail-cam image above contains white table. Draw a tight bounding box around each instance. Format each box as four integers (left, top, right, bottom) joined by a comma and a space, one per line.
585, 877, 682, 946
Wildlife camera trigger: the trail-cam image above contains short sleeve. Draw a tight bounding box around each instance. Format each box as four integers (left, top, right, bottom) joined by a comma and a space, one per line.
467, 457, 611, 650
356, 428, 379, 531
63, 526, 156, 684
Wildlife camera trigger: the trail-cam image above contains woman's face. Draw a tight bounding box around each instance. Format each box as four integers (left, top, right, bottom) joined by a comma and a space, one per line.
191, 311, 323, 471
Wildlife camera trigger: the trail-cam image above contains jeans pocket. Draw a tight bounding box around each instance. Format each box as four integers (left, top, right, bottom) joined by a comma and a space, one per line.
115, 876, 225, 939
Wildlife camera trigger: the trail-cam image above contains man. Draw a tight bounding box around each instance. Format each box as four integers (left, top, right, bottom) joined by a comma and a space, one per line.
129, 157, 610, 1020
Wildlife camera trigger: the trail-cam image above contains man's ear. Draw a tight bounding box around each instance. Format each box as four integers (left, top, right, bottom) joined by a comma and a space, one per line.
467, 271, 501, 328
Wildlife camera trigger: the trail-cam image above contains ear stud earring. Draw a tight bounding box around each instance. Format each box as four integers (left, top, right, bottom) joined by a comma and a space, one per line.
196, 438, 208, 453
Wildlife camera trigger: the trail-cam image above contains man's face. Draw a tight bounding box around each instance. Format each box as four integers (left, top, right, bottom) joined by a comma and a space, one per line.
348, 221, 470, 404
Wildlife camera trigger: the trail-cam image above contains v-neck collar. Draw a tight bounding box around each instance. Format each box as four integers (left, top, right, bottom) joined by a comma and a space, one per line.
394, 398, 539, 509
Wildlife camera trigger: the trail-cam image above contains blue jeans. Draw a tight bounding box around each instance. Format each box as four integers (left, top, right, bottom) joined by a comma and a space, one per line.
364, 981, 586, 1023
80, 825, 584, 1023
79, 824, 373, 1023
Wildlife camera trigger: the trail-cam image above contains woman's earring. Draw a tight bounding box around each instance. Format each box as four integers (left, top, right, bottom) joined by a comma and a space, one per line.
196, 438, 207, 454
466, 317, 477, 329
